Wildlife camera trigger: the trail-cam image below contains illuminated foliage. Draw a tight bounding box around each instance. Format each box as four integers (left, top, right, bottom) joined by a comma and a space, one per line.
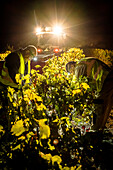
84, 48, 113, 67
0, 48, 102, 169
0, 51, 11, 61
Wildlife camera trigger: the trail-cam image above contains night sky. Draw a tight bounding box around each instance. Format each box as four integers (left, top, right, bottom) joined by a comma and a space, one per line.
0, 0, 113, 50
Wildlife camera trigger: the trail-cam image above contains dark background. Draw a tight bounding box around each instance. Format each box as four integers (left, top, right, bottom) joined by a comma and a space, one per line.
0, 0, 113, 51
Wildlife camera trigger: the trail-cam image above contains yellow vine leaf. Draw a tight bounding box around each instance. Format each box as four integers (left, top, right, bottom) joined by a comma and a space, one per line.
11, 119, 26, 136
52, 155, 62, 166
12, 144, 21, 151
34, 119, 50, 139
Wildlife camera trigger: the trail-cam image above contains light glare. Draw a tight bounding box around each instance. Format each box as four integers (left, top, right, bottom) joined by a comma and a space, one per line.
53, 26, 62, 35
45, 27, 51, 32
36, 27, 42, 34
33, 57, 37, 61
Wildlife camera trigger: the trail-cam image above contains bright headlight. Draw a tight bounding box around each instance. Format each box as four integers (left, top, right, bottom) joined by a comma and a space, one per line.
36, 27, 42, 35
33, 57, 38, 61
53, 25, 62, 35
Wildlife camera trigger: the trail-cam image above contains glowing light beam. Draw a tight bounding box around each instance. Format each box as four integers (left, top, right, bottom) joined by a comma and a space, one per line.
53, 25, 63, 35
